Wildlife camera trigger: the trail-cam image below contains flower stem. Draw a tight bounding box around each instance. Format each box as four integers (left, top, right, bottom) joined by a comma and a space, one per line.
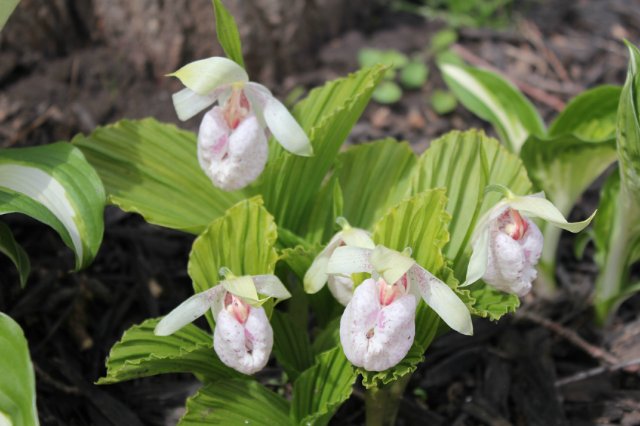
364, 375, 411, 426
536, 224, 562, 298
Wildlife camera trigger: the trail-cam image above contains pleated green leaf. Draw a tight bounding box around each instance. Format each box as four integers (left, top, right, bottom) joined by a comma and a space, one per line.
0, 221, 30, 287
439, 63, 545, 153
271, 310, 314, 382
180, 379, 290, 426
188, 197, 278, 327
290, 347, 356, 425
0, 312, 38, 426
413, 130, 531, 267
337, 139, 417, 230
0, 142, 105, 270
212, 0, 245, 68
73, 118, 245, 234
98, 318, 239, 384
253, 65, 387, 235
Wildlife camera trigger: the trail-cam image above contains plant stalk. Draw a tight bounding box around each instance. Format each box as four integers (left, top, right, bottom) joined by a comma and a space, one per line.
594, 187, 638, 323
364, 374, 411, 426
536, 223, 562, 298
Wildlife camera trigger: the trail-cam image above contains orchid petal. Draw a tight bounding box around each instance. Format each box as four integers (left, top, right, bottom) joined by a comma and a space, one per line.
507, 193, 595, 232
171, 88, 217, 121
303, 232, 344, 294
263, 96, 313, 156
326, 246, 373, 276
169, 57, 248, 95
407, 265, 473, 336
462, 226, 490, 286
222, 276, 259, 304
155, 287, 221, 336
327, 275, 355, 306
341, 228, 375, 249
252, 275, 291, 300
370, 245, 416, 285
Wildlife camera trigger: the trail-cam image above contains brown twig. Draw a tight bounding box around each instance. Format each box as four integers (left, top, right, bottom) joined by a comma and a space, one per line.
515, 311, 619, 366
452, 44, 566, 111
520, 20, 571, 82
555, 357, 640, 387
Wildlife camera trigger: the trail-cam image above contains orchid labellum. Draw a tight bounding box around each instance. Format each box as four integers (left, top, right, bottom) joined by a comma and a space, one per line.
304, 217, 375, 305
327, 245, 473, 371
154, 269, 291, 375
169, 57, 313, 191
463, 188, 596, 296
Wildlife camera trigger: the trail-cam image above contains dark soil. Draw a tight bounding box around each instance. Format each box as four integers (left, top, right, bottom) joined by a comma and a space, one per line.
1, 0, 640, 425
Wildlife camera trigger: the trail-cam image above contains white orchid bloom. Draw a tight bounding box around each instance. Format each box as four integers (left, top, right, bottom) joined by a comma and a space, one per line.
154, 269, 291, 375
304, 217, 375, 305
463, 187, 596, 296
169, 57, 313, 190
327, 244, 473, 371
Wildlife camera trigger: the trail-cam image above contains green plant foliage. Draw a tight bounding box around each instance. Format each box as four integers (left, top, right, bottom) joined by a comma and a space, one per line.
413, 130, 532, 267
429, 28, 458, 53
180, 379, 291, 426
372, 81, 403, 104
98, 318, 239, 384
593, 42, 640, 322
188, 197, 278, 327
0, 0, 18, 31
439, 63, 545, 152
400, 62, 429, 89
358, 48, 409, 72
0, 312, 38, 426
0, 222, 29, 287
271, 310, 314, 381
253, 65, 387, 234
290, 347, 357, 425
212, 0, 245, 68
302, 174, 343, 245
73, 119, 245, 234
430, 89, 457, 114
337, 139, 417, 230
549, 85, 621, 139
0, 142, 106, 270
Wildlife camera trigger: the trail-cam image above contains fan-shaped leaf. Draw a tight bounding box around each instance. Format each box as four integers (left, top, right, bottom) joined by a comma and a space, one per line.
98, 318, 239, 384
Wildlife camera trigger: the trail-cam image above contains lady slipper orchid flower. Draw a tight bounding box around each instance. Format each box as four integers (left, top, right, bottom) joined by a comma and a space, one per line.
304, 217, 375, 305
169, 57, 313, 190
327, 244, 473, 371
463, 188, 596, 296
154, 269, 291, 375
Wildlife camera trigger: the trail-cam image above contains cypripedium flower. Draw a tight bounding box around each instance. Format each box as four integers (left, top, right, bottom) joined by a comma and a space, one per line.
327, 244, 473, 371
154, 268, 291, 375
303, 217, 375, 305
169, 57, 313, 190
463, 187, 596, 296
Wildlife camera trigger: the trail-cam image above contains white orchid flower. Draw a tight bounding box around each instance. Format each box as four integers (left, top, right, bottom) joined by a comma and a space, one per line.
304, 217, 375, 305
154, 268, 291, 375
327, 244, 473, 371
169, 57, 313, 190
463, 187, 596, 296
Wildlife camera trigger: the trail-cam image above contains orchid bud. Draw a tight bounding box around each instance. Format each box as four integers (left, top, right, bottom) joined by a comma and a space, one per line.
214, 293, 273, 375
197, 106, 268, 191
483, 208, 543, 296
340, 278, 416, 371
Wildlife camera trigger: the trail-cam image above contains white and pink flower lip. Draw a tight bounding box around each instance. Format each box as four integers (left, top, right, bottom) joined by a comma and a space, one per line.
463, 187, 596, 296
154, 269, 291, 375
169, 57, 313, 191
327, 244, 473, 371
304, 217, 375, 306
